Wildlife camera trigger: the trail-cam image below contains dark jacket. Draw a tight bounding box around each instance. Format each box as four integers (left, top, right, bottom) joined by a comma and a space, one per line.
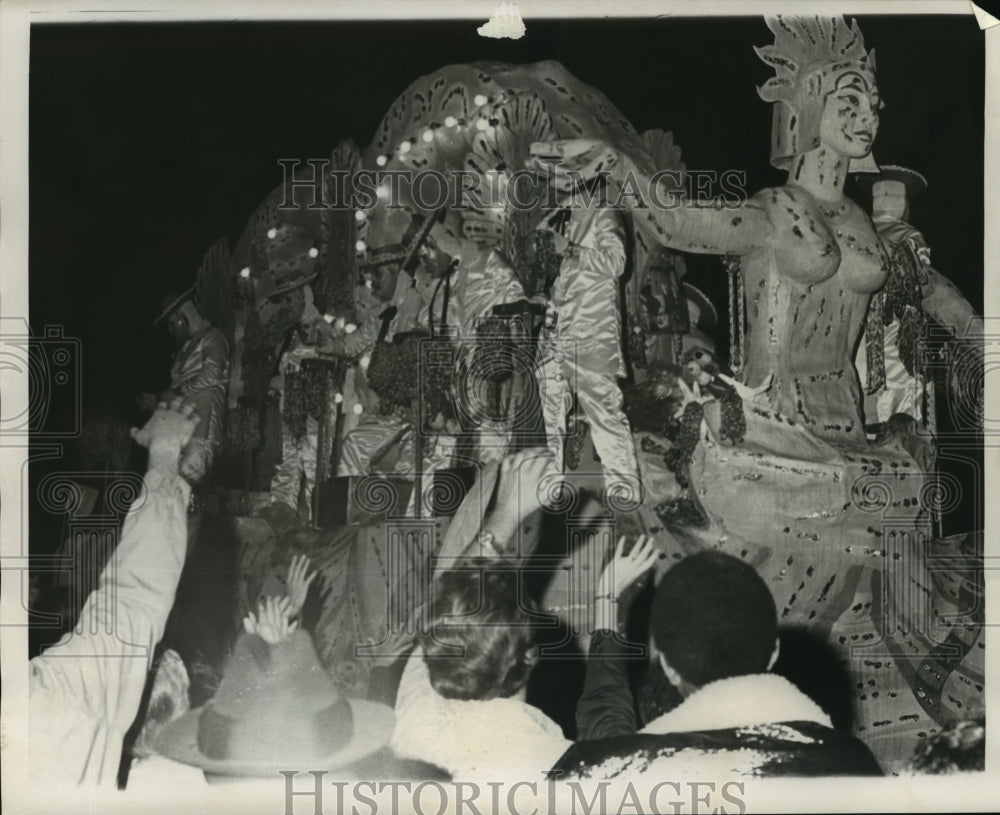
553, 632, 882, 779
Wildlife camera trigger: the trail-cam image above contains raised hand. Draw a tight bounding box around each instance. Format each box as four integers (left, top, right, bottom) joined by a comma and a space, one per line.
596, 535, 661, 601
286, 553, 317, 617
243, 595, 298, 645
674, 378, 715, 418
130, 397, 200, 474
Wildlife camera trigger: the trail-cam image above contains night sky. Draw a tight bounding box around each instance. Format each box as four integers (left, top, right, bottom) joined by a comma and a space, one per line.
28, 14, 986, 439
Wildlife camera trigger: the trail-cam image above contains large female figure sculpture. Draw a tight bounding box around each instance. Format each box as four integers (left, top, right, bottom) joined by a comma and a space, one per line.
533, 16, 983, 770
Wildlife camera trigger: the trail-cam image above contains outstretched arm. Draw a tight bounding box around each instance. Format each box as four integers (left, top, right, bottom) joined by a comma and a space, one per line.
531, 139, 774, 256
576, 535, 661, 741
30, 398, 199, 786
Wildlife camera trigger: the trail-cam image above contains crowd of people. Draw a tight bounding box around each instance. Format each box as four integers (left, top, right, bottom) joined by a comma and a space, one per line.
25, 12, 986, 805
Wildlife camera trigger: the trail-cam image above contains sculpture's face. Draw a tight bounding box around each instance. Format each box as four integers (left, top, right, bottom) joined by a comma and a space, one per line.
818, 70, 880, 159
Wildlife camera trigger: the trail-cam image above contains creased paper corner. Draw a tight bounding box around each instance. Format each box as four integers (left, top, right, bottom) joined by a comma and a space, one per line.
478, 1, 526, 40
970, 2, 999, 30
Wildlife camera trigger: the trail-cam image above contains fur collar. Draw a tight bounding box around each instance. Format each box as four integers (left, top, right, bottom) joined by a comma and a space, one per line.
641, 673, 832, 735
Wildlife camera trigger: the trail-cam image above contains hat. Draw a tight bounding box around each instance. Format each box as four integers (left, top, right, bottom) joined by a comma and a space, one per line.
257, 222, 321, 300
154, 287, 195, 325
362, 207, 446, 277
854, 165, 928, 198
154, 631, 395, 777
682, 282, 718, 329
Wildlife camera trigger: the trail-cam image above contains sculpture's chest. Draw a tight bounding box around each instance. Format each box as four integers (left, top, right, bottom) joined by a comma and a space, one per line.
768, 190, 888, 294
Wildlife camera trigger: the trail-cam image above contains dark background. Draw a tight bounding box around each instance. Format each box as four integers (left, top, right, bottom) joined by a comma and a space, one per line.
28, 15, 986, 534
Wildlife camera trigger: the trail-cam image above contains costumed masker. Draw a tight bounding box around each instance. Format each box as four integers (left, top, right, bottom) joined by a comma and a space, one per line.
421, 221, 530, 465
854, 165, 983, 450
253, 217, 335, 527
155, 290, 230, 484
535, 184, 640, 504
268, 284, 332, 522
328, 211, 448, 493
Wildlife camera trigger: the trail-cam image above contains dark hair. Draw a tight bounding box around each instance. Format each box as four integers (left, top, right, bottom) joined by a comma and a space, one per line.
651, 550, 777, 687
419, 558, 537, 701
908, 719, 985, 774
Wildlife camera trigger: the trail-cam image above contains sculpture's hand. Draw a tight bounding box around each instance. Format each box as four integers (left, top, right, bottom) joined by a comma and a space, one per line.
718, 371, 774, 401
673, 378, 714, 417
529, 139, 627, 193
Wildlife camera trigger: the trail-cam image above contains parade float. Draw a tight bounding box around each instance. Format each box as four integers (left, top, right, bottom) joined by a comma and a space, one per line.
198, 20, 983, 771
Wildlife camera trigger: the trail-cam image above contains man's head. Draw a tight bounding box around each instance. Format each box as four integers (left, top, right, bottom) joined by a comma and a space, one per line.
857, 164, 927, 224
420, 558, 538, 702
651, 550, 779, 693
416, 238, 456, 280
156, 293, 204, 344
872, 179, 908, 223
154, 630, 395, 779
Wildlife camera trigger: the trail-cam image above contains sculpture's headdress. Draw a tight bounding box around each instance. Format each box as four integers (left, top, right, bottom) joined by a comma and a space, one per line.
755, 15, 879, 173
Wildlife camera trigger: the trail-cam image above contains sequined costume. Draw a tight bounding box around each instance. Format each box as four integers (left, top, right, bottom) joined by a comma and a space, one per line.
538, 202, 639, 495
424, 245, 527, 464
269, 292, 327, 515
333, 270, 443, 479
857, 218, 983, 430
168, 323, 229, 484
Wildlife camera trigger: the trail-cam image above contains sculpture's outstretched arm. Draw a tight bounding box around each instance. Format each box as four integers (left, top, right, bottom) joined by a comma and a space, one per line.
630, 196, 773, 257
531, 139, 774, 256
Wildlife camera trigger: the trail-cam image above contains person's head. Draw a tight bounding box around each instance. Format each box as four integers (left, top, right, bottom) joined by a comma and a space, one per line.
908, 719, 985, 774
871, 178, 908, 222
257, 284, 306, 328
154, 631, 394, 781
651, 550, 779, 696
156, 293, 204, 343
864, 167, 927, 223
756, 15, 879, 173
419, 558, 538, 702
417, 238, 457, 279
